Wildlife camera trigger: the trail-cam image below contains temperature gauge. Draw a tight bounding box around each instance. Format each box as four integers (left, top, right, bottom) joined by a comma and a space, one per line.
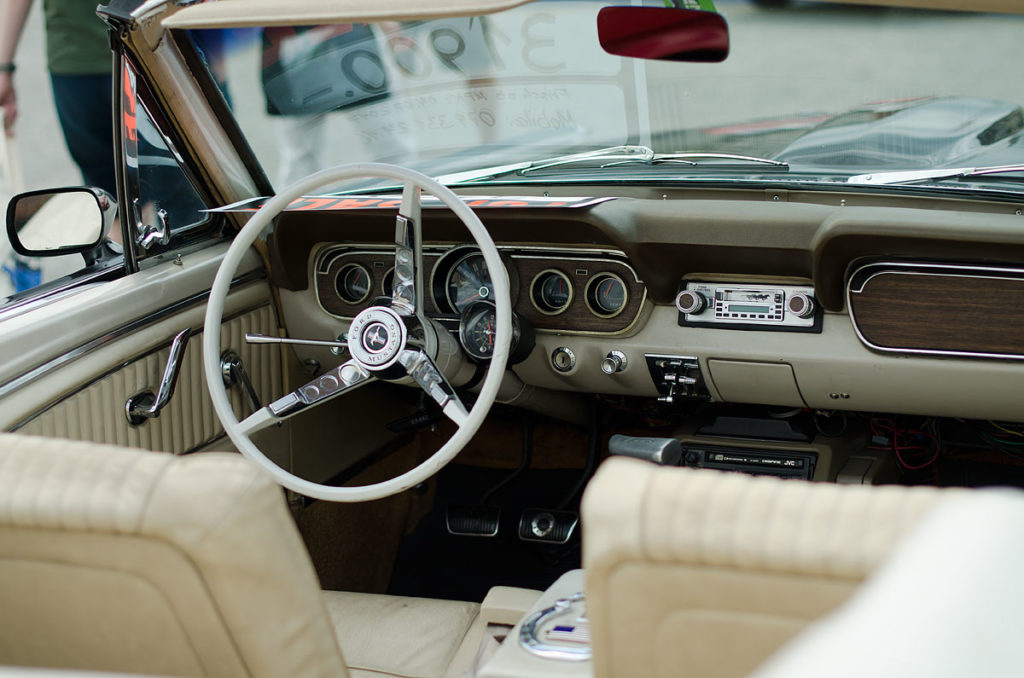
585, 273, 628, 317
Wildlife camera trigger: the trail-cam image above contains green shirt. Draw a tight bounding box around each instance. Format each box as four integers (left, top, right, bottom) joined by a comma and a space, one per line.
43, 0, 112, 75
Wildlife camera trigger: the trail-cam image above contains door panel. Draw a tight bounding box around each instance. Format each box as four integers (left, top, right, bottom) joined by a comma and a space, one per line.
0, 245, 285, 458
14, 304, 282, 455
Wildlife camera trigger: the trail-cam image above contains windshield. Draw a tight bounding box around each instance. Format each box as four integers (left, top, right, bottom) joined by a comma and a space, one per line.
190, 1, 1024, 194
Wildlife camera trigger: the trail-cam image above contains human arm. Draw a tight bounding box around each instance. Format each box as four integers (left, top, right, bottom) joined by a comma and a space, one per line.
0, 0, 34, 135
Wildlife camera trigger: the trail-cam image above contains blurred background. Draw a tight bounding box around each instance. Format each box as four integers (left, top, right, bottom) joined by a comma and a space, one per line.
1, 2, 81, 297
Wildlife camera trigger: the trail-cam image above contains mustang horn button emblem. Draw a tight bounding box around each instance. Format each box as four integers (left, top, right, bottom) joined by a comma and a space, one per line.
348, 307, 407, 369
362, 322, 390, 353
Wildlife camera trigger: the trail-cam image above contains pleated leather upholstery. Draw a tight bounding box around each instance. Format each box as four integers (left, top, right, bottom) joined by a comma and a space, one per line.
0, 434, 349, 678
17, 305, 283, 454
582, 458, 955, 678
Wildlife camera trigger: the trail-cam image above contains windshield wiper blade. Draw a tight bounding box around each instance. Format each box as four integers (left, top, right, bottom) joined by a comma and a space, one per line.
848, 164, 1024, 186
604, 151, 788, 170
436, 147, 788, 185
658, 152, 787, 166
520, 145, 656, 173
433, 146, 652, 184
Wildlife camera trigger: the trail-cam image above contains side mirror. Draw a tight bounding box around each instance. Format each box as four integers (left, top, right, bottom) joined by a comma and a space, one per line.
6, 187, 115, 257
597, 6, 729, 63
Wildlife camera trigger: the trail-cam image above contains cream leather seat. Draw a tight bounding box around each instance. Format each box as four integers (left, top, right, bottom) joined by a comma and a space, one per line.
0, 433, 480, 678
581, 457, 956, 678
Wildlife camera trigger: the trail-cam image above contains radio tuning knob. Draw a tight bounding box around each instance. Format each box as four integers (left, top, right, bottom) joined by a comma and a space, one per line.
675, 289, 707, 315
787, 293, 815, 318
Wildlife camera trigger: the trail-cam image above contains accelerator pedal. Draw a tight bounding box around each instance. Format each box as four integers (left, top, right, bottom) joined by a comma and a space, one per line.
445, 505, 501, 537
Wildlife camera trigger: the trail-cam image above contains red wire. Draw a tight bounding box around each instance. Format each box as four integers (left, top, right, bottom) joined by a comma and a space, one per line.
872, 417, 938, 469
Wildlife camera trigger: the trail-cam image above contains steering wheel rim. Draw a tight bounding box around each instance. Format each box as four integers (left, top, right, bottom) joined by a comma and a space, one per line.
203, 163, 512, 502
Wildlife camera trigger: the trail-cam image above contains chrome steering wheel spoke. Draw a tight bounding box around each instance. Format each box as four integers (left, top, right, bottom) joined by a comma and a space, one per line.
391, 181, 424, 317
236, 359, 374, 436
398, 349, 469, 427
205, 162, 510, 502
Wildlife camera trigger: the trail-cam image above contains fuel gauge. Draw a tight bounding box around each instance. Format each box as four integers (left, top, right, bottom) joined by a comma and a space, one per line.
531, 270, 573, 315
335, 263, 372, 304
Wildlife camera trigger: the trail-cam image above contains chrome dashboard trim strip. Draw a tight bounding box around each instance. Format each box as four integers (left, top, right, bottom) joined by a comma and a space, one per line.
0, 270, 266, 400
846, 261, 1024, 361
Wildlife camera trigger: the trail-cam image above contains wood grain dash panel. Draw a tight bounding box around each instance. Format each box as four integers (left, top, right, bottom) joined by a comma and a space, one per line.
317, 247, 646, 334
850, 270, 1024, 356
512, 256, 645, 333
316, 251, 441, 316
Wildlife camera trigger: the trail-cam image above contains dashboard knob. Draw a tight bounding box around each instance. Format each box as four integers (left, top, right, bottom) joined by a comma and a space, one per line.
601, 350, 628, 375
787, 293, 815, 318
675, 289, 707, 315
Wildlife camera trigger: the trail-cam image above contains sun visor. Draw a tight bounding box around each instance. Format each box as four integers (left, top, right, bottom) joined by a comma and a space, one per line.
161, 0, 536, 29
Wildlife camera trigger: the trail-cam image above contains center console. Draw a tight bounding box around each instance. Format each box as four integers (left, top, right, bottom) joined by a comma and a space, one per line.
478, 570, 593, 678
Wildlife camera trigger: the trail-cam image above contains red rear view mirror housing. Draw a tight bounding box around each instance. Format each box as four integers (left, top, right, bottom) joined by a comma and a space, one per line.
597, 6, 729, 63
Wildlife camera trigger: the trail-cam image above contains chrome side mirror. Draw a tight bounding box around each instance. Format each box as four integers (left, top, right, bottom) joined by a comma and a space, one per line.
5, 187, 116, 257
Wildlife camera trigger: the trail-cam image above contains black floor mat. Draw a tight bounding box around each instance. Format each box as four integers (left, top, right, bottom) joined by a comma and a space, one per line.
388, 463, 584, 601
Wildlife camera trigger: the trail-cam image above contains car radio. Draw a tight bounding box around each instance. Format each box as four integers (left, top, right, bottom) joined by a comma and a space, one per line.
676, 281, 821, 332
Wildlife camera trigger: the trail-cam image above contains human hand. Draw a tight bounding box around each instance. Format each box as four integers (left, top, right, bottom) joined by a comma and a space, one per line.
0, 72, 17, 137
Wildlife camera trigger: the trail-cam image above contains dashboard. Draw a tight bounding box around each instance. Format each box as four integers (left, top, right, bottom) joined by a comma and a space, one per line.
270, 186, 1024, 425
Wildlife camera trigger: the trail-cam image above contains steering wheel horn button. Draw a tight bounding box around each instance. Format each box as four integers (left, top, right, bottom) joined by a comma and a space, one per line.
362, 322, 391, 353
348, 307, 408, 369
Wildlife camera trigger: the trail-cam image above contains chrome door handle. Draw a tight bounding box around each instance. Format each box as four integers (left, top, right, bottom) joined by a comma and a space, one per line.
125, 328, 192, 426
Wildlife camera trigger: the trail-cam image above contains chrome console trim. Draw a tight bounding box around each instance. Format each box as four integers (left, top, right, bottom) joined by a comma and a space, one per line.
519, 592, 591, 661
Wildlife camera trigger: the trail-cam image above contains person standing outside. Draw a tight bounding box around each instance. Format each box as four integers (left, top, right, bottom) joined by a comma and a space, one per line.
0, 0, 116, 196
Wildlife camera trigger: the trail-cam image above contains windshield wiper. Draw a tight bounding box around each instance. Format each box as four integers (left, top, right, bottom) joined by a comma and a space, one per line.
848, 164, 1024, 186
602, 152, 788, 170
434, 145, 652, 184
436, 146, 788, 184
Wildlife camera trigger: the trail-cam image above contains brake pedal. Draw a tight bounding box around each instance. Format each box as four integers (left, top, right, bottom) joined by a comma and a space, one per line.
518, 508, 579, 544
445, 505, 501, 537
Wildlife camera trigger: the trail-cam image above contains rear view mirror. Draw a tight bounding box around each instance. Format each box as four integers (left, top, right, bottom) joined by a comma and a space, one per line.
6, 187, 113, 257
597, 6, 729, 63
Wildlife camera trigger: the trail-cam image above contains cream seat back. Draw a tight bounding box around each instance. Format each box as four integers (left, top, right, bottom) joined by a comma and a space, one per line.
0, 433, 349, 678
581, 457, 954, 678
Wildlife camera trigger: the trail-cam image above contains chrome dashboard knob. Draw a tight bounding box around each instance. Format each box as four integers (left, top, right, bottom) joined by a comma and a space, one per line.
787, 293, 815, 318
600, 350, 627, 375
675, 289, 707, 315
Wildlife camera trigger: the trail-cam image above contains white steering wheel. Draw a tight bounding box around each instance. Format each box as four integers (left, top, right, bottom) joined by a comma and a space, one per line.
203, 163, 511, 502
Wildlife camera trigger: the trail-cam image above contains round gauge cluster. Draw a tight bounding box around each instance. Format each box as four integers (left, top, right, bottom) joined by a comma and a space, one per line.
531, 270, 573, 315
585, 273, 628, 317
335, 263, 372, 304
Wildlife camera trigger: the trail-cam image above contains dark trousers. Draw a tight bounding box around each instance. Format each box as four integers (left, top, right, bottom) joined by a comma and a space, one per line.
49, 72, 116, 196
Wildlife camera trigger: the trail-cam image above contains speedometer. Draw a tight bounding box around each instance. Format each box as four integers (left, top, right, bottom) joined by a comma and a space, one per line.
446, 253, 494, 312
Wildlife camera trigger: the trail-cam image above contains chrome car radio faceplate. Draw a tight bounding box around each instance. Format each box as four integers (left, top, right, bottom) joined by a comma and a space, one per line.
676, 281, 821, 333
